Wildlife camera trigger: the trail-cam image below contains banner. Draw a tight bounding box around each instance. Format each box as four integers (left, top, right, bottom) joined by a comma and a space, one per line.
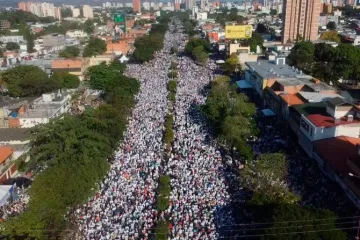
225, 25, 253, 39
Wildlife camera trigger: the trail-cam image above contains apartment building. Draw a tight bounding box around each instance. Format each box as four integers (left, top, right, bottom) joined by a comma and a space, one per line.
82, 5, 94, 19
282, 0, 321, 43
133, 0, 141, 13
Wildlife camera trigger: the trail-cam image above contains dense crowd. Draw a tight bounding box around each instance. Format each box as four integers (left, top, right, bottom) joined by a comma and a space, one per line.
164, 33, 236, 239
75, 24, 177, 240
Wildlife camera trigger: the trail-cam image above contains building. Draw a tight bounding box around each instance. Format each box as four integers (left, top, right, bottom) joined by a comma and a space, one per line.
313, 136, 360, 208
0, 36, 24, 44
43, 33, 65, 47
66, 30, 88, 38
106, 41, 132, 56
72, 8, 80, 18
18, 2, 61, 20
174, 0, 181, 10
282, 0, 321, 43
51, 58, 89, 80
196, 12, 208, 21
0, 146, 17, 183
89, 54, 115, 66
7, 91, 72, 128
133, 0, 141, 13
0, 20, 10, 30
200, 0, 208, 9
298, 97, 360, 156
185, 0, 194, 10
192, 6, 199, 16
82, 5, 94, 19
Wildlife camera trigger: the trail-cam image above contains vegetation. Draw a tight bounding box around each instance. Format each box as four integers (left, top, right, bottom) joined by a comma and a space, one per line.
176, 12, 198, 36
1, 65, 59, 97
58, 46, 80, 58
132, 14, 170, 62
222, 53, 241, 75
50, 72, 80, 89
156, 175, 171, 211
320, 30, 340, 43
0, 10, 55, 26
287, 42, 360, 84
86, 62, 123, 90
83, 37, 107, 57
164, 114, 174, 145
202, 76, 257, 160
327, 21, 337, 30
6, 42, 20, 51
84, 19, 95, 35
37, 21, 83, 36
154, 220, 170, 240
245, 32, 264, 52
185, 38, 211, 64
208, 8, 246, 26
167, 70, 178, 79
2, 62, 140, 239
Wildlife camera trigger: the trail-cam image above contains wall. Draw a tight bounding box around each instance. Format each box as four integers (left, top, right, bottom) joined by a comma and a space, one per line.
326, 105, 354, 118
19, 117, 49, 128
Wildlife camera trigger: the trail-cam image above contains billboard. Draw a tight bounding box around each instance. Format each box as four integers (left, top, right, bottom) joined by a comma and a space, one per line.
113, 13, 126, 33
225, 25, 253, 39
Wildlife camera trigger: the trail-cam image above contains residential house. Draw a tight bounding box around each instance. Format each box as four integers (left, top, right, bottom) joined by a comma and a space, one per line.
0, 147, 16, 183
51, 58, 89, 80
106, 41, 132, 56
89, 54, 115, 66
7, 91, 71, 128
313, 136, 360, 208
299, 97, 360, 157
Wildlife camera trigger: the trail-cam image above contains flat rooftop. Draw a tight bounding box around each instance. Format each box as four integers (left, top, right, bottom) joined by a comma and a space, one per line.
292, 102, 327, 116
19, 103, 63, 118
246, 60, 312, 79
298, 92, 342, 103
0, 128, 30, 142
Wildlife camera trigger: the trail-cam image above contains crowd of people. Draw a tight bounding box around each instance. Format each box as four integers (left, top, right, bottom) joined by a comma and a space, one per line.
75, 23, 178, 240
72, 18, 360, 240
164, 29, 236, 239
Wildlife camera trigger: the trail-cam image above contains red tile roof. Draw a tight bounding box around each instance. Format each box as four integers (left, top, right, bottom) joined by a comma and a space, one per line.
280, 94, 305, 106
0, 146, 13, 165
52, 59, 83, 69
307, 114, 360, 128
314, 136, 360, 175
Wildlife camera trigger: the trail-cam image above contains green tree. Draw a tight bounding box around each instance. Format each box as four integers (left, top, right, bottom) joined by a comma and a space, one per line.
83, 37, 107, 57
84, 19, 95, 35
185, 38, 211, 55
264, 205, 347, 240
222, 53, 241, 74
192, 45, 208, 65
327, 21, 337, 30
287, 41, 315, 73
58, 46, 80, 58
60, 8, 72, 18
86, 63, 117, 90
246, 32, 264, 52
50, 72, 80, 89
6, 42, 19, 51
242, 153, 300, 205
270, 9, 277, 16
1, 65, 57, 97
320, 30, 340, 43
110, 59, 127, 73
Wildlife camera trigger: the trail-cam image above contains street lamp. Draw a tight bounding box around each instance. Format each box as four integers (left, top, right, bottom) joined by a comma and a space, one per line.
348, 173, 360, 179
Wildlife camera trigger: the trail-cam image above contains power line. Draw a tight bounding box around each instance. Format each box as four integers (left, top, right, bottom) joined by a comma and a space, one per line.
216, 220, 358, 233
215, 215, 360, 228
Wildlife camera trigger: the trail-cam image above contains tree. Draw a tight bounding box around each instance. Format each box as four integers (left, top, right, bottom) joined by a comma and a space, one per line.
320, 30, 340, 43
256, 23, 267, 33
246, 32, 264, 52
110, 59, 127, 73
25, 30, 35, 53
192, 45, 208, 65
83, 37, 107, 57
61, 8, 72, 18
6, 42, 20, 51
242, 153, 300, 205
287, 41, 315, 73
1, 65, 57, 97
222, 53, 241, 74
270, 9, 277, 16
327, 21, 337, 30
263, 205, 347, 240
86, 63, 117, 90
84, 19, 95, 35
58, 46, 80, 58
184, 38, 211, 55
50, 72, 80, 89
